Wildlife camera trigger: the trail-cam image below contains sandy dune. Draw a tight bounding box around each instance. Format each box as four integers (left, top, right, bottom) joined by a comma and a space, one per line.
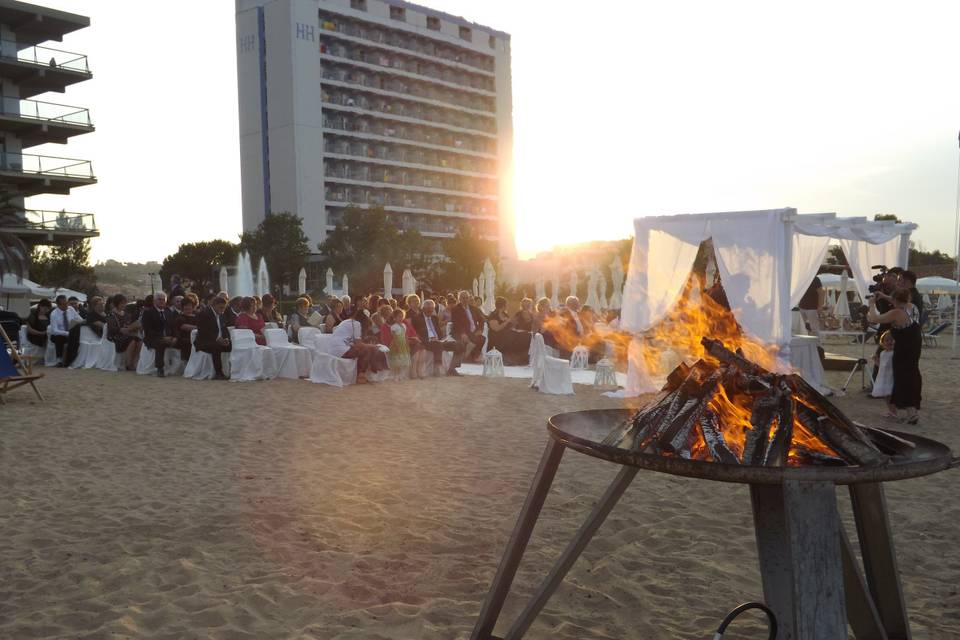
0, 343, 957, 639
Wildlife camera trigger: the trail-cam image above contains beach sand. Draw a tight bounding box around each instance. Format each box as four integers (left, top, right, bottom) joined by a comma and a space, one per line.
1, 343, 957, 639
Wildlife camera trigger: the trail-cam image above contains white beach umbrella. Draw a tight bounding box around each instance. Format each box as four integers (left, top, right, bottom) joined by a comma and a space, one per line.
298, 268, 307, 295
383, 263, 393, 299
609, 256, 624, 310
835, 271, 851, 319
342, 274, 349, 297
477, 274, 485, 304
569, 270, 579, 302
938, 294, 954, 311
401, 269, 415, 297
585, 269, 599, 309
596, 272, 608, 310
219, 266, 229, 295
482, 258, 496, 313
472, 278, 479, 298
326, 268, 334, 294
916, 276, 960, 294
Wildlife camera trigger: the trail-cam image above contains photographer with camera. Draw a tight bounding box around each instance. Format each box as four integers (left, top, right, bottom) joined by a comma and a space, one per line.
867, 267, 899, 381
867, 287, 922, 424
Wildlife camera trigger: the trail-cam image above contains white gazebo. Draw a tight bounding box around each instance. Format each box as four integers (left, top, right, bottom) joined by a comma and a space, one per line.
620, 209, 916, 396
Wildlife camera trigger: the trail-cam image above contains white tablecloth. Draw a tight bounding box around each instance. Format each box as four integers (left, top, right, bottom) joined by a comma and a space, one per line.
790, 335, 827, 394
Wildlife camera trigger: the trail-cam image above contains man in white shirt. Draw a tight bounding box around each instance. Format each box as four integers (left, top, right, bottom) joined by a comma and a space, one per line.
48, 294, 81, 365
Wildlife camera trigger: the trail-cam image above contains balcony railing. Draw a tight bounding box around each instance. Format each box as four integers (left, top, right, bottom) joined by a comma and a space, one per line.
322, 114, 495, 155
21, 209, 97, 232
0, 40, 90, 74
0, 152, 94, 179
324, 134, 497, 175
321, 67, 493, 114
322, 91, 495, 135
0, 96, 92, 126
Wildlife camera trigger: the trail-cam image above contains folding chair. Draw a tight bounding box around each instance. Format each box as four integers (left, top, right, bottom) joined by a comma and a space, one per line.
0, 324, 44, 404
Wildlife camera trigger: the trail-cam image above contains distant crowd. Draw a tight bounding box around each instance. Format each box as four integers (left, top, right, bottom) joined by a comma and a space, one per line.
17, 275, 622, 382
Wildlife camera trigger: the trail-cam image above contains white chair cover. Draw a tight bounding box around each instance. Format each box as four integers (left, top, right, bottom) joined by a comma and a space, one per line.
298, 327, 322, 350
91, 329, 120, 371
308, 350, 358, 387
529, 333, 574, 395
264, 322, 279, 329
44, 327, 58, 366
136, 339, 183, 375
265, 327, 311, 379
70, 326, 101, 369
229, 328, 277, 382
19, 325, 46, 362
182, 329, 230, 380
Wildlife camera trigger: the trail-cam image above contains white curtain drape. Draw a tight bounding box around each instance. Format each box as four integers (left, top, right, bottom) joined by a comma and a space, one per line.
839, 236, 905, 300
789, 234, 831, 307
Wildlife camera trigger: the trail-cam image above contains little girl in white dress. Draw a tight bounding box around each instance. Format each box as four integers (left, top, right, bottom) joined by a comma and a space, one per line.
871, 331, 895, 414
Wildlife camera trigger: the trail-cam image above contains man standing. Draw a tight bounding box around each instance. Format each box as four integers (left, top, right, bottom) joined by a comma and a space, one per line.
195, 296, 231, 380
49, 294, 81, 365
798, 275, 825, 338
411, 298, 462, 376
451, 290, 485, 364
141, 291, 178, 377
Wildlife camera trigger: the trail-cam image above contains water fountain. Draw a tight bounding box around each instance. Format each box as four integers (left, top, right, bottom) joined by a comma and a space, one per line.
234, 252, 255, 298
256, 257, 270, 297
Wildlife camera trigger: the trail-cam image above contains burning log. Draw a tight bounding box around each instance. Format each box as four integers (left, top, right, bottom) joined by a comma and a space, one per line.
792, 444, 846, 466
795, 405, 889, 467
699, 410, 740, 464
742, 391, 781, 465
762, 383, 795, 467
857, 424, 917, 457
657, 370, 723, 454
700, 337, 766, 376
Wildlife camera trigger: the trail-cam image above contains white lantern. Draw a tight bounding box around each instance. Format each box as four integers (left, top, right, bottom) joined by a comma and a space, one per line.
483, 348, 505, 377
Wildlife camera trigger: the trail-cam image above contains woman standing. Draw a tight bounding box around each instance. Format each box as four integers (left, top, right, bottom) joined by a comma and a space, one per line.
867, 288, 922, 424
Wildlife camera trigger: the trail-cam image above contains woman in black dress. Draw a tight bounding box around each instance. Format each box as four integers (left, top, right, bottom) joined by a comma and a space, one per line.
868, 287, 921, 424
512, 297, 534, 332
487, 297, 532, 365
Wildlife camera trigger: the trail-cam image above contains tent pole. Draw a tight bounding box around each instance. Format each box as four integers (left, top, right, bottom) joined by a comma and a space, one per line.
953, 132, 960, 358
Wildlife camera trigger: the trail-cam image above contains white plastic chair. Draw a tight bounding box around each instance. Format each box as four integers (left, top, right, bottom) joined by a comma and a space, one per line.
529, 333, 574, 395
308, 334, 357, 387
69, 326, 101, 369
265, 327, 311, 379
229, 328, 277, 381
19, 325, 46, 362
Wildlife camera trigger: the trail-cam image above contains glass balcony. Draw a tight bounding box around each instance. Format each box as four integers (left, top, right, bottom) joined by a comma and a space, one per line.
321, 66, 494, 114
0, 97, 92, 126
0, 152, 94, 178
322, 113, 495, 155
0, 40, 90, 74
23, 209, 97, 232
321, 88, 495, 135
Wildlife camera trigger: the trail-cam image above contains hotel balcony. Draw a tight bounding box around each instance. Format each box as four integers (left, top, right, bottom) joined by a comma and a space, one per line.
0, 2, 90, 48
321, 89, 496, 136
324, 185, 497, 219
0, 40, 91, 98
321, 65, 493, 114
324, 134, 496, 176
0, 151, 96, 196
323, 161, 497, 199
0, 96, 92, 147
0, 209, 97, 244
321, 113, 495, 156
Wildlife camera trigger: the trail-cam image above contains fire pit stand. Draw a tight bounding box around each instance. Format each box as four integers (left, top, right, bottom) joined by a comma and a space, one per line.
470, 409, 957, 640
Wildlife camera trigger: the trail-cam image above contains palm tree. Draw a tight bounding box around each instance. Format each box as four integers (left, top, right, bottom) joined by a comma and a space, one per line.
0, 232, 29, 283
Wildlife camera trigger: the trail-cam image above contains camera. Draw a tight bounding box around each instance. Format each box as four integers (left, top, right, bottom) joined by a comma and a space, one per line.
867, 264, 888, 295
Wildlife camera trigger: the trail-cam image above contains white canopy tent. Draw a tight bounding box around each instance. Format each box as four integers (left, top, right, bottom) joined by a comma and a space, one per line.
620, 209, 915, 395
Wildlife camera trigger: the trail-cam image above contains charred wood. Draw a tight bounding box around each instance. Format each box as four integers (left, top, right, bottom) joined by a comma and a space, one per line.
699, 410, 740, 464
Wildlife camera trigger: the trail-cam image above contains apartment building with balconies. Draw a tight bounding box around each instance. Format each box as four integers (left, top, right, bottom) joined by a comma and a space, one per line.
0, 0, 96, 248
235, 0, 514, 259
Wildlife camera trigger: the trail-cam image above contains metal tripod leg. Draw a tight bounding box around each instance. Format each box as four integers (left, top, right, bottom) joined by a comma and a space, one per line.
470, 439, 566, 640
502, 465, 639, 639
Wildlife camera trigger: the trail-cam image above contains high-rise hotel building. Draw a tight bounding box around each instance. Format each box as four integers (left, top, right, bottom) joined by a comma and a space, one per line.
235, 0, 514, 260
0, 1, 96, 250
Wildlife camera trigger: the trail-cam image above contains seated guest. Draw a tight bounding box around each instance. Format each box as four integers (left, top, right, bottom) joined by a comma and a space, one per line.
330, 305, 387, 380
234, 296, 266, 345
258, 293, 283, 325
107, 294, 141, 370
170, 295, 184, 315
370, 302, 393, 337
171, 297, 199, 362
195, 296, 232, 380
324, 299, 344, 333
533, 297, 554, 334
68, 296, 87, 319
64, 296, 108, 366
224, 296, 242, 327
487, 296, 532, 365
286, 297, 311, 342
340, 295, 353, 318
410, 299, 462, 376
141, 291, 179, 377
514, 297, 535, 332
49, 294, 82, 365
452, 290, 485, 364
25, 299, 52, 349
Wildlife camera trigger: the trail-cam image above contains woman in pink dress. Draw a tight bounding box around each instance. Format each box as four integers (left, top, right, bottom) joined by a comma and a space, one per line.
235, 296, 266, 345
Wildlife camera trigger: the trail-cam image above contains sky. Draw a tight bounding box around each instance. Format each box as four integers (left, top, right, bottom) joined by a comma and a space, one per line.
27, 0, 960, 263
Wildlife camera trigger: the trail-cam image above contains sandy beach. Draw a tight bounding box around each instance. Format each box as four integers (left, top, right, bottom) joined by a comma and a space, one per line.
1, 343, 958, 639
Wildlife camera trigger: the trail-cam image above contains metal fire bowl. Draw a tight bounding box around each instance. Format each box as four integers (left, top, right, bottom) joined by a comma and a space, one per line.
548, 409, 957, 485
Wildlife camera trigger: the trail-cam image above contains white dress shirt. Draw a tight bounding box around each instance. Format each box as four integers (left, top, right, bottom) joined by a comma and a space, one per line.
330, 319, 361, 358
49, 306, 81, 336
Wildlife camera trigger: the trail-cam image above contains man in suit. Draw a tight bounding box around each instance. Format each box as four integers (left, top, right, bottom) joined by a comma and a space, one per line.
195, 296, 232, 380
141, 291, 178, 377
451, 290, 485, 364
223, 296, 242, 327
411, 298, 462, 376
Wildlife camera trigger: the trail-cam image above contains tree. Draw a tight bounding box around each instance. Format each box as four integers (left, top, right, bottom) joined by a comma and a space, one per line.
318, 206, 435, 294
29, 239, 97, 295
160, 239, 239, 297
239, 212, 311, 291
436, 225, 497, 292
